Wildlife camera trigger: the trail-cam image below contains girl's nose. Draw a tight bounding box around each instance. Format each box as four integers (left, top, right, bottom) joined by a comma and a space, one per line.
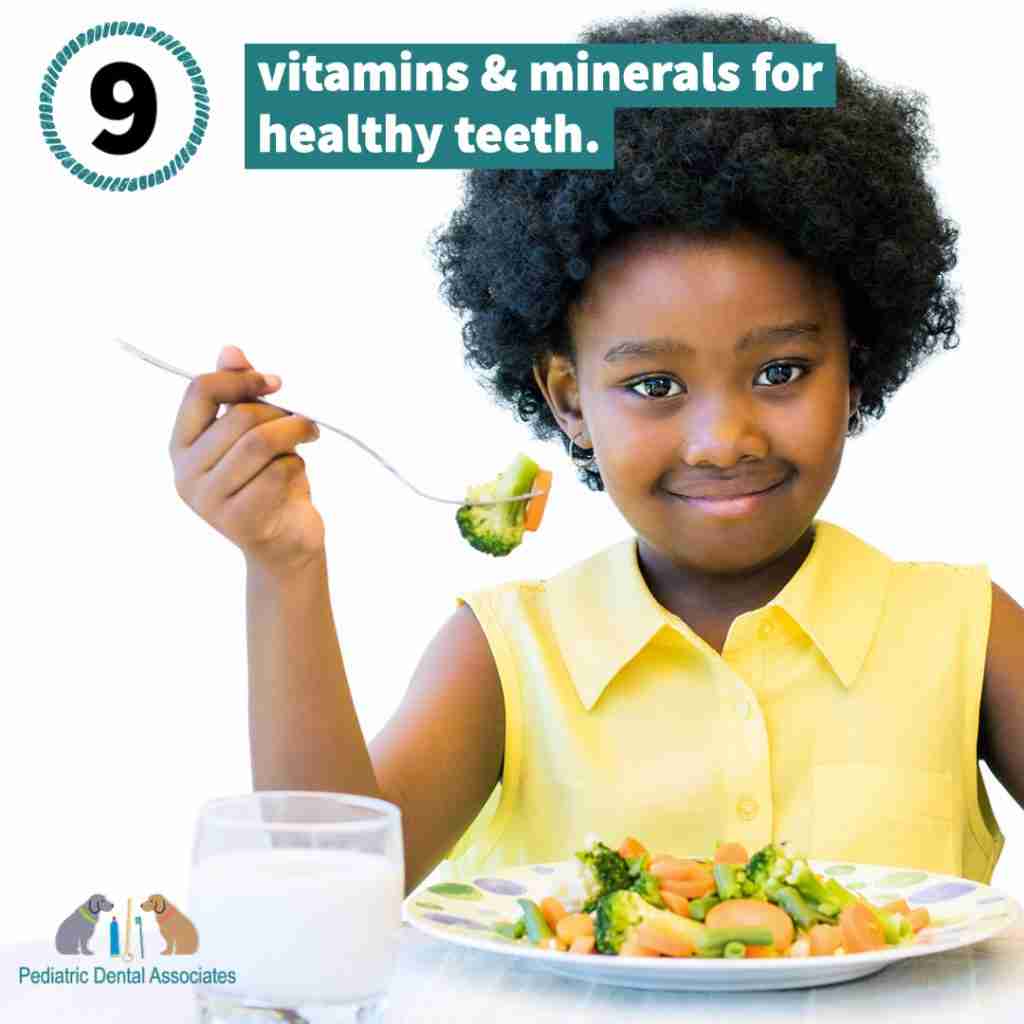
678, 398, 769, 468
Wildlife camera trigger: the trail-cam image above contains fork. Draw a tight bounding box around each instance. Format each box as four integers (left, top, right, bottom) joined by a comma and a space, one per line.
116, 338, 545, 507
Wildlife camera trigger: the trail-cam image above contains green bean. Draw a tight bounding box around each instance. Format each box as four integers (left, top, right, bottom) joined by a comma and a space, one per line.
516, 898, 553, 944
687, 893, 721, 921
494, 919, 526, 940
771, 884, 820, 930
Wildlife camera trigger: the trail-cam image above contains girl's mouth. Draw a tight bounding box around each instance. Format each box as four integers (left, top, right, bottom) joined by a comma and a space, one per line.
668, 473, 792, 518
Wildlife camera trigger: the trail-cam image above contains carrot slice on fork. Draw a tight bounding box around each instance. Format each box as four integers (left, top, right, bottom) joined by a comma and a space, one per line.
523, 470, 552, 531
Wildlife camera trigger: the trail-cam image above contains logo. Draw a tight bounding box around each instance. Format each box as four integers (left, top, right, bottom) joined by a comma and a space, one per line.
55, 893, 198, 957
39, 22, 209, 190
20, 891, 233, 988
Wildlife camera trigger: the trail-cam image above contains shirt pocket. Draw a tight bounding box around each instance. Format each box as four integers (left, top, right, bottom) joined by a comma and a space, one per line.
810, 762, 958, 875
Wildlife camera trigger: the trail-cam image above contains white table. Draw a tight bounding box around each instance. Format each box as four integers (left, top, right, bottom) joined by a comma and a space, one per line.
4, 920, 1023, 1021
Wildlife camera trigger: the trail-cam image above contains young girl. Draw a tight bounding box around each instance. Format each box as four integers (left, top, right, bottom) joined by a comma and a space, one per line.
168, 10, 1023, 896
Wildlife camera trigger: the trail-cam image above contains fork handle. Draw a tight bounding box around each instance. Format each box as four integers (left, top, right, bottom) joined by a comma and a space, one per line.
115, 338, 545, 507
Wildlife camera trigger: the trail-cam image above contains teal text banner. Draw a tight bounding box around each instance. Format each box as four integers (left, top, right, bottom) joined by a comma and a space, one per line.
244, 43, 836, 170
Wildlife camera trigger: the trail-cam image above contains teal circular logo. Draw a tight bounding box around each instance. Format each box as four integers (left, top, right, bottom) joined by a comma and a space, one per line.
39, 22, 209, 191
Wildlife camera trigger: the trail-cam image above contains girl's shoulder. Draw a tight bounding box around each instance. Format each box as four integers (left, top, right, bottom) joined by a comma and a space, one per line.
454, 538, 635, 644
892, 558, 989, 593
828, 519, 989, 588
459, 538, 633, 601
885, 552, 991, 618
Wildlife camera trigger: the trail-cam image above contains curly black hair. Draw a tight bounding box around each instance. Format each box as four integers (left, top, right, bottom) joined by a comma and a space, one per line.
428, 10, 960, 491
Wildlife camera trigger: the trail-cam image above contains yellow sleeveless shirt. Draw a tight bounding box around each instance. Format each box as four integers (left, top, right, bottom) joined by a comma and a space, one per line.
442, 518, 1004, 884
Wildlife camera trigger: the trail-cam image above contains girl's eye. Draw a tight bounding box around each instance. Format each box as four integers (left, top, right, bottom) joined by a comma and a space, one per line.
628, 376, 682, 399
755, 362, 807, 387
627, 363, 808, 400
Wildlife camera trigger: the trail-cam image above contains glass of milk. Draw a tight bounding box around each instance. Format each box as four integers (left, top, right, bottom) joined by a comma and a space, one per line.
189, 792, 403, 1023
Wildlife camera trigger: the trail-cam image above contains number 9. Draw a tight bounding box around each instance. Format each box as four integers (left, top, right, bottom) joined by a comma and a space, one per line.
91, 61, 157, 156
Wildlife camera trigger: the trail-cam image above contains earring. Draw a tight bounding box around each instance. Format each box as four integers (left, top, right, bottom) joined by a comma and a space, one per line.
569, 429, 595, 467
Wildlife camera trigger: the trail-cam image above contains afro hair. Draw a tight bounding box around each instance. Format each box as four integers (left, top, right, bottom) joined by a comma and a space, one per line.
428, 10, 961, 491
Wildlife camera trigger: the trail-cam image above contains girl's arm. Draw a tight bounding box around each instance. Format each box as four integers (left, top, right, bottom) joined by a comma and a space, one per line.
246, 551, 382, 799
370, 601, 506, 892
979, 581, 1024, 810
246, 553, 504, 895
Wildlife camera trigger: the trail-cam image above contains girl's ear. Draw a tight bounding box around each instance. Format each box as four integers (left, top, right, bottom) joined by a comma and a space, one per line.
533, 352, 584, 440
531, 354, 549, 395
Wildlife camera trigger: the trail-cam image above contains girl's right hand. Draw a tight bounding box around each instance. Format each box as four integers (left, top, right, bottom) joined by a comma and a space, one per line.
168, 345, 324, 576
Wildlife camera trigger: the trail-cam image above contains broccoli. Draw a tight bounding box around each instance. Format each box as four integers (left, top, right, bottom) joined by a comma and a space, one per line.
713, 862, 750, 901
575, 841, 634, 912
594, 890, 773, 957
619, 851, 666, 907
742, 842, 795, 898
782, 858, 859, 918
742, 845, 864, 926
455, 453, 542, 557
627, 856, 666, 909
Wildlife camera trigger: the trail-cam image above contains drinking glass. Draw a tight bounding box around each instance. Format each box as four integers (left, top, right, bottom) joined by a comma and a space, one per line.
189, 792, 403, 1023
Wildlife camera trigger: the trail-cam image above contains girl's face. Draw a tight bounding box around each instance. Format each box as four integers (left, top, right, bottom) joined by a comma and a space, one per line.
535, 227, 861, 577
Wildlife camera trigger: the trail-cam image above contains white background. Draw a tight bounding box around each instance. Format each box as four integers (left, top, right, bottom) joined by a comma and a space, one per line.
2, 0, 1022, 945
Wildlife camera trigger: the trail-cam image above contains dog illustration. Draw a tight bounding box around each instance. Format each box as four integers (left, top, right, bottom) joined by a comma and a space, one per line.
55, 894, 114, 955
140, 894, 199, 954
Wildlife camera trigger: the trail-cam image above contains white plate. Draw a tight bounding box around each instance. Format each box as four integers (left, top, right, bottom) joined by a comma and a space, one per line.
403, 857, 1021, 991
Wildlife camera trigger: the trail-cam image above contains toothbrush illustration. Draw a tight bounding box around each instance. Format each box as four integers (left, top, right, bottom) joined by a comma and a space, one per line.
121, 898, 134, 962
135, 915, 145, 958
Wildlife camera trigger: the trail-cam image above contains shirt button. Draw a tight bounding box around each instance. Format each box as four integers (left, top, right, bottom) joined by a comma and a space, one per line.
737, 795, 759, 821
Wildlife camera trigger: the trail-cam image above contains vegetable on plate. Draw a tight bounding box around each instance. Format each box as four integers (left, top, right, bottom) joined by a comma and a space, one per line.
496, 834, 932, 959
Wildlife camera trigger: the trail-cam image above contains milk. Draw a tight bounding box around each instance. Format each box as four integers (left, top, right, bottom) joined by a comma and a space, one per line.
189, 847, 403, 1006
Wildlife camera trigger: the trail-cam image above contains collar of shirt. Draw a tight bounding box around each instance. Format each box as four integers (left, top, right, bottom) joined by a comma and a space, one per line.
544, 518, 893, 711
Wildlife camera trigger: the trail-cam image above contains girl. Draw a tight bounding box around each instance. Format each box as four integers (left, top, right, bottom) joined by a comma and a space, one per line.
168, 10, 1024, 895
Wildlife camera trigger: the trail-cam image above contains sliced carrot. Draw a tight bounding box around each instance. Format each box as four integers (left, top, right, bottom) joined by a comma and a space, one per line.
880, 899, 912, 916
661, 891, 690, 917
744, 944, 780, 958
569, 935, 596, 955
648, 858, 681, 879
618, 836, 649, 860
523, 470, 552, 532
664, 876, 717, 899
619, 939, 661, 957
649, 856, 711, 881
839, 901, 887, 953
556, 912, 594, 945
808, 924, 843, 956
713, 842, 750, 865
539, 896, 567, 932
908, 908, 931, 933
635, 921, 695, 958
706, 898, 795, 953
659, 876, 717, 899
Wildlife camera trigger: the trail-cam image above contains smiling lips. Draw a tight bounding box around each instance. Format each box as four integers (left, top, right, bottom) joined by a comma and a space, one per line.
673, 474, 789, 500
